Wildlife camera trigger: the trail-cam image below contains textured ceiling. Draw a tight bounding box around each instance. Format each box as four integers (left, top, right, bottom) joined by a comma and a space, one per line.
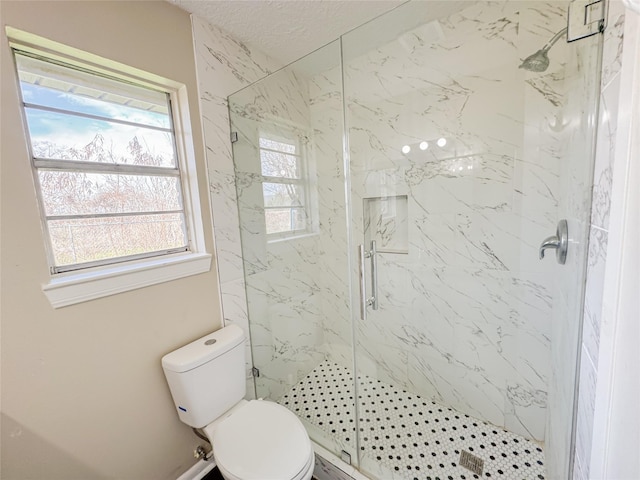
171, 0, 405, 65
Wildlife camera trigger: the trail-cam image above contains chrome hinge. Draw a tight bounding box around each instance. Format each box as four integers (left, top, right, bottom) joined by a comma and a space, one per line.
252, 366, 260, 378
568, 0, 607, 42
230, 131, 238, 143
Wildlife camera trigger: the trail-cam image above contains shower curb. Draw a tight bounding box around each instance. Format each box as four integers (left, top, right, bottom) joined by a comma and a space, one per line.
313, 442, 370, 480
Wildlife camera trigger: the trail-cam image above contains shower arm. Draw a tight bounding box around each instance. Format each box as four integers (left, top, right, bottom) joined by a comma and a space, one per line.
541, 27, 568, 52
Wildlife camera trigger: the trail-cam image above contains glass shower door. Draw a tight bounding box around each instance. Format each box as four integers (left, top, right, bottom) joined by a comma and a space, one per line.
228, 40, 359, 464
229, 1, 602, 476
341, 1, 602, 479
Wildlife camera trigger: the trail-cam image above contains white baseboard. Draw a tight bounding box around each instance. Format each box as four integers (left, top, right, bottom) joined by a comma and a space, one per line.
176, 458, 216, 480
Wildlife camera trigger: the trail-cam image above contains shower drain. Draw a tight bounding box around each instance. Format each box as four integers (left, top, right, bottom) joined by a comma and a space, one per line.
459, 450, 484, 476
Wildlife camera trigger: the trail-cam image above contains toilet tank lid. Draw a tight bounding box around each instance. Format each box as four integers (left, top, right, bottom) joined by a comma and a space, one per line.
162, 324, 245, 373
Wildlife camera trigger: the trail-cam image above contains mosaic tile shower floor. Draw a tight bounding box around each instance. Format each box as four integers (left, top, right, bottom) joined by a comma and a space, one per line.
279, 362, 546, 480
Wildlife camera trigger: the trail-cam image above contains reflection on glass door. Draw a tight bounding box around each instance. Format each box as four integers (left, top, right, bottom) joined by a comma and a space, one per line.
342, 2, 601, 479
229, 40, 360, 463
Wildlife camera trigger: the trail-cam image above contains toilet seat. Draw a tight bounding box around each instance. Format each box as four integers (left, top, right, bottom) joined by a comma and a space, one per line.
212, 400, 314, 480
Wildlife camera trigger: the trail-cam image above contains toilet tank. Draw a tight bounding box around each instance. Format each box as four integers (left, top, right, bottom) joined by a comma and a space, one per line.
162, 324, 246, 428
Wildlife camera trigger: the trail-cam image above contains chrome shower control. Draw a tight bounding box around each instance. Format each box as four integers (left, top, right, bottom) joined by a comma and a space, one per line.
539, 219, 568, 264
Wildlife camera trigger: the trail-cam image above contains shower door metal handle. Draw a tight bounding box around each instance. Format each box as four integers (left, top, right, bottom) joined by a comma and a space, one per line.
358, 241, 379, 320
539, 219, 568, 264
369, 240, 379, 310
358, 244, 368, 320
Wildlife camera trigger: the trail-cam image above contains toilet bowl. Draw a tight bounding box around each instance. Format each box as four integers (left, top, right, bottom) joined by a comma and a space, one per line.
205, 400, 314, 480
161, 325, 314, 480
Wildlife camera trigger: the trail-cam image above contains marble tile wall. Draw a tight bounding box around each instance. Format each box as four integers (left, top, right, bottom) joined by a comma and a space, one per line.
308, 66, 353, 371
573, 2, 626, 479
190, 16, 279, 397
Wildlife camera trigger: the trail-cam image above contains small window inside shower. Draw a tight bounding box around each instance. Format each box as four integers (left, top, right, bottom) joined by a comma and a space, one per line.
259, 131, 315, 240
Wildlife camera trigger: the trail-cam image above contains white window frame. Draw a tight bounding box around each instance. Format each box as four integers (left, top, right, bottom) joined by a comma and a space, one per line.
259, 130, 315, 242
7, 28, 211, 308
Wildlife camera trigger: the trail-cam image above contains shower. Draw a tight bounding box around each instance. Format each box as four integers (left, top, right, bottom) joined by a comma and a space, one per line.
228, 1, 604, 479
520, 27, 568, 72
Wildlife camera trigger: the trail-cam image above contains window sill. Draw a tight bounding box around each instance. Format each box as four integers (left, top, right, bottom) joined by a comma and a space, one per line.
42, 252, 212, 308
267, 231, 319, 244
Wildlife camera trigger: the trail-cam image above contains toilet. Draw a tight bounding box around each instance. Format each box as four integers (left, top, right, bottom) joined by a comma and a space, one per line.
162, 325, 314, 480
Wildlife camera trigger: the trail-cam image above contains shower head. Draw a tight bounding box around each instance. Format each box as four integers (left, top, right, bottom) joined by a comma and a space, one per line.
519, 27, 567, 73
519, 48, 550, 72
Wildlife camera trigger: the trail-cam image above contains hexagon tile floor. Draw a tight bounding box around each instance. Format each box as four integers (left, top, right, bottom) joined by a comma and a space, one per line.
279, 361, 546, 480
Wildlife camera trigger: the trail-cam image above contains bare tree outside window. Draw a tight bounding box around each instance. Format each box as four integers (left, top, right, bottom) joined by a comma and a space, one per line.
15, 51, 189, 273
37, 135, 186, 266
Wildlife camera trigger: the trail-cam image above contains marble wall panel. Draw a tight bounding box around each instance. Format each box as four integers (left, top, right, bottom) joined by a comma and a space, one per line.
407, 352, 507, 427
504, 382, 548, 441
591, 73, 622, 231
191, 16, 279, 388
308, 64, 353, 372
582, 228, 608, 366
574, 345, 598, 478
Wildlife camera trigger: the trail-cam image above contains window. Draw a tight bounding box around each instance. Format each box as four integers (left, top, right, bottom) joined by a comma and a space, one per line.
15, 52, 190, 273
259, 134, 312, 239
8, 29, 210, 307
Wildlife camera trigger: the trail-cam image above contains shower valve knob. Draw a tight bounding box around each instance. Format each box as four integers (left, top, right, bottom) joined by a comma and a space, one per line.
539, 237, 560, 259
539, 219, 568, 265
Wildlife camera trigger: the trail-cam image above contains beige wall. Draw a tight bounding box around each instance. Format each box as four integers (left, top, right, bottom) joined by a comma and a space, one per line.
0, 2, 223, 479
